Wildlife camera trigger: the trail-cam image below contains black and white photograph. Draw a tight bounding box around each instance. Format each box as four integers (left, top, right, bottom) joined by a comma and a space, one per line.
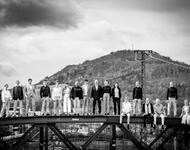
0, 0, 190, 150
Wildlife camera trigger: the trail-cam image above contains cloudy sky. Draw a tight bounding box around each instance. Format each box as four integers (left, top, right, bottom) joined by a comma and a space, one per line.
0, 0, 190, 87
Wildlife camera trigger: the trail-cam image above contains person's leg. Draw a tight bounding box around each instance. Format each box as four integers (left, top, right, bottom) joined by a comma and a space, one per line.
153, 114, 157, 125
73, 98, 77, 114
58, 100, 62, 115
19, 100, 23, 116
103, 94, 106, 115
46, 98, 50, 115
93, 99, 96, 115
118, 99, 120, 115
26, 97, 30, 115
160, 114, 165, 125
143, 115, 147, 127
53, 100, 56, 115
68, 97, 71, 114
82, 97, 86, 115
13, 100, 18, 116
98, 99, 101, 115
167, 98, 171, 116
133, 99, 137, 115
120, 113, 124, 124
113, 98, 116, 115
86, 97, 89, 114
41, 98, 45, 115
127, 113, 130, 125
6, 100, 10, 117
63, 96, 66, 113
0, 102, 6, 117
107, 94, 110, 114
187, 115, 190, 125
173, 99, 177, 117
77, 98, 81, 114
137, 99, 141, 115
32, 97, 36, 115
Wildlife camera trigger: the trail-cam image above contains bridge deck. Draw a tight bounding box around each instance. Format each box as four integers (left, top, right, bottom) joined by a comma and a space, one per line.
0, 115, 182, 126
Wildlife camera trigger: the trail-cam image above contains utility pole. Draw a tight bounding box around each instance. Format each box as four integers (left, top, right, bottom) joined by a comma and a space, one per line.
134, 50, 152, 100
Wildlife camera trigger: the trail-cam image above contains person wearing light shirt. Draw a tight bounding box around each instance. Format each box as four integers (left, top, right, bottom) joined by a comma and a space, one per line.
153, 98, 165, 129
52, 80, 63, 115
0, 84, 12, 117
82, 80, 91, 115
63, 83, 71, 115
120, 96, 132, 129
180, 100, 189, 124
25, 78, 36, 116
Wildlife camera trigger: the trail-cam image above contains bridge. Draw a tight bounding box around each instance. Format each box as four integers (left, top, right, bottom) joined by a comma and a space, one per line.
0, 116, 189, 150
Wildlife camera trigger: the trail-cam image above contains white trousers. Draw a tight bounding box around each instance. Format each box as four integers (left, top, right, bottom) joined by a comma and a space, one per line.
63, 95, 71, 113
154, 114, 165, 125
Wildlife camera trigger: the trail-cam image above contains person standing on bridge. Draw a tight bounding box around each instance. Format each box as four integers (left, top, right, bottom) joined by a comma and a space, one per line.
63, 83, 71, 115
112, 82, 121, 115
40, 79, 51, 116
91, 79, 103, 115
71, 81, 83, 115
13, 80, 24, 117
25, 78, 36, 116
82, 79, 91, 115
102, 80, 112, 115
52, 80, 63, 115
167, 81, 178, 117
132, 81, 142, 116
0, 84, 12, 117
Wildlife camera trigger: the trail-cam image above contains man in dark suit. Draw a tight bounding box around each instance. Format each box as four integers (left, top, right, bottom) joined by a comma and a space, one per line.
91, 79, 103, 115
13, 80, 24, 117
142, 97, 154, 127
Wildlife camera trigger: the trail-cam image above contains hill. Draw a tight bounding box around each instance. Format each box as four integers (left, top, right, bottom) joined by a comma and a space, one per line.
37, 50, 190, 102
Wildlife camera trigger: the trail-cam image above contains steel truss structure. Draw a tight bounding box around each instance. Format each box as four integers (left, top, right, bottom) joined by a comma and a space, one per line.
0, 116, 189, 150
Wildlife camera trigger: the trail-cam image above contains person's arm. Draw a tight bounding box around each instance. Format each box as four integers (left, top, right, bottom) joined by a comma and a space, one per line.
119, 88, 121, 99
60, 87, 63, 100
100, 86, 103, 99
40, 87, 43, 98
24, 86, 28, 98
52, 88, 55, 100
132, 88, 135, 99
70, 87, 74, 99
140, 88, 143, 100
91, 87, 94, 99
167, 88, 169, 100
80, 87, 83, 99
21, 86, 24, 100
48, 87, 51, 98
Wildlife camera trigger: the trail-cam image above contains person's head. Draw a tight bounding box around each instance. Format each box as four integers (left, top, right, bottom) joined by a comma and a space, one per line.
136, 81, 140, 87
184, 99, 189, 106
155, 98, 160, 105
114, 82, 119, 88
94, 79, 98, 86
28, 78, 32, 84
124, 96, 129, 103
16, 80, 20, 86
43, 80, 47, 86
104, 80, 109, 86
145, 98, 150, 104
4, 84, 8, 90
75, 81, 79, 86
84, 79, 88, 85
169, 81, 174, 87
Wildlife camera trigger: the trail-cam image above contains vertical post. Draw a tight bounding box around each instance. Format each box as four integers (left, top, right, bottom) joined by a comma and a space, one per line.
45, 126, 48, 150
110, 125, 116, 150
40, 127, 44, 150
141, 51, 145, 100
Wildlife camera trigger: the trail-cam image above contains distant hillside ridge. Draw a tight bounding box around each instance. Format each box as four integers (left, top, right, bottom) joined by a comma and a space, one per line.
37, 50, 190, 102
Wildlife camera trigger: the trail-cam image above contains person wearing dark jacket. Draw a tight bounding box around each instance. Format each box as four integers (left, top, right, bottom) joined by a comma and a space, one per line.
142, 98, 154, 127
13, 80, 24, 117
132, 81, 142, 116
40, 79, 51, 115
167, 81, 178, 117
91, 80, 103, 115
112, 82, 121, 115
71, 81, 83, 115
102, 80, 112, 115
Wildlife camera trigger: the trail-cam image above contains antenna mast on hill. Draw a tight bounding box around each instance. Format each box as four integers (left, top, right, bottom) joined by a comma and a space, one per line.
134, 50, 152, 100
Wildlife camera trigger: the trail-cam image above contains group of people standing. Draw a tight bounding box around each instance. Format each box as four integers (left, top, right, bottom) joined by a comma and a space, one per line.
0, 78, 122, 117
1, 78, 190, 128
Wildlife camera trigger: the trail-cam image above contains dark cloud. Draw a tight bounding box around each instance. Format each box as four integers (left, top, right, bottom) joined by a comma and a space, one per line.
0, 0, 82, 28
